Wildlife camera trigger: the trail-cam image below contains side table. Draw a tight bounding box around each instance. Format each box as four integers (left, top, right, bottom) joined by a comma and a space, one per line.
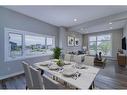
94, 58, 106, 69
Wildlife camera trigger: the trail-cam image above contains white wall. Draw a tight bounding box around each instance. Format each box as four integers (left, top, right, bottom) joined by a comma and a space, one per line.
112, 29, 123, 58
0, 7, 59, 78
59, 27, 83, 53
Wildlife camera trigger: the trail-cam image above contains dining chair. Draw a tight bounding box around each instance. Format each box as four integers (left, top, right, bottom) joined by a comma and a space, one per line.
73, 55, 83, 63
43, 74, 65, 89
84, 56, 94, 66
29, 66, 64, 89
29, 66, 44, 89
64, 54, 72, 61
22, 61, 33, 89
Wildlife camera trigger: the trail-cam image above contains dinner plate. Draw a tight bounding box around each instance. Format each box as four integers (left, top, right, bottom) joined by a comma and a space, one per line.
52, 59, 59, 62
75, 64, 86, 69
39, 62, 49, 66
64, 61, 72, 65
48, 64, 59, 70
62, 68, 77, 77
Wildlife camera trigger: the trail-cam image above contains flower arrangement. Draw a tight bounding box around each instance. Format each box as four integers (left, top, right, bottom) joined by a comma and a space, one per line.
56, 59, 64, 67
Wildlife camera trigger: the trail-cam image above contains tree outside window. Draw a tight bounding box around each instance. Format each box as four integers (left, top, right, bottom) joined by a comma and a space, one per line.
89, 34, 112, 56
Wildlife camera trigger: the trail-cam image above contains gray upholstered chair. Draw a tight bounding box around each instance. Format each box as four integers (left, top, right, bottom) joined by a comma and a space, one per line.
29, 66, 64, 89
22, 61, 33, 89
64, 54, 72, 61
84, 56, 94, 66
29, 66, 44, 89
73, 55, 84, 63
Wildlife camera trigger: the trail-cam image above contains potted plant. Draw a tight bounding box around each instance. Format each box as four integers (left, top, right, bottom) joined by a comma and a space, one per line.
53, 47, 62, 59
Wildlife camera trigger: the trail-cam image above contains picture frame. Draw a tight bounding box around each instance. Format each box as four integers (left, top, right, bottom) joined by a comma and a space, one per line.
68, 36, 74, 46
75, 38, 80, 46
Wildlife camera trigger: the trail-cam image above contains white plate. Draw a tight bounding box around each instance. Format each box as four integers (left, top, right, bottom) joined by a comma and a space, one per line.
62, 68, 77, 77
39, 62, 49, 66
64, 61, 72, 65
48, 64, 59, 70
52, 59, 59, 62
75, 64, 86, 69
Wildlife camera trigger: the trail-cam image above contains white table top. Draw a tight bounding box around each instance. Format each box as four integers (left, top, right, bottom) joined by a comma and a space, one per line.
34, 60, 100, 89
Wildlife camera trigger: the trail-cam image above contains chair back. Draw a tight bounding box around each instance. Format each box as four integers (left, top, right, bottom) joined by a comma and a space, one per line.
22, 61, 33, 89
73, 55, 83, 64
29, 66, 45, 89
84, 56, 94, 66
30, 66, 64, 89
43, 75, 63, 89
64, 54, 72, 61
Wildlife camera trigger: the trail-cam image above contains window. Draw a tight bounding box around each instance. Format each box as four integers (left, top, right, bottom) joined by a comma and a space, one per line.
25, 35, 46, 56
89, 34, 112, 56
47, 37, 53, 46
5, 28, 55, 62
9, 33, 23, 58
46, 37, 55, 54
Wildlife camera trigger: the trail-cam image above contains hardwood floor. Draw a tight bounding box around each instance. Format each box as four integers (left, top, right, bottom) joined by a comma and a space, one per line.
0, 75, 26, 89
94, 59, 127, 89
5, 76, 26, 89
0, 59, 127, 89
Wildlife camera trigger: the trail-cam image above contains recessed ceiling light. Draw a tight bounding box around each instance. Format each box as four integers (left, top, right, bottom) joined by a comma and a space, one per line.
74, 18, 77, 22
110, 27, 113, 29
109, 22, 112, 25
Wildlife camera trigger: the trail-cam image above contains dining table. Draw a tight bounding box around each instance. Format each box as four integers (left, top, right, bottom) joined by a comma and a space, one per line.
34, 59, 100, 89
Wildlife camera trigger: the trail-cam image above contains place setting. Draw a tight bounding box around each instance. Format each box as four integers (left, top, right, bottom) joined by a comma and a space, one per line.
74, 63, 88, 69
39, 59, 84, 79
64, 61, 73, 65
39, 62, 50, 66
62, 67, 81, 80
39, 59, 82, 80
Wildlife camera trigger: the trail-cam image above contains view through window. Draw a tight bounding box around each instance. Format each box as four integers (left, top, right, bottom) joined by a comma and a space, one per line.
5, 28, 55, 61
89, 34, 112, 56
25, 35, 46, 56
9, 33, 23, 58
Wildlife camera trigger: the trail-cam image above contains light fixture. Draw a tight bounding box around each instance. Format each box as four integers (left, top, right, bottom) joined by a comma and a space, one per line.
74, 18, 77, 22
109, 22, 112, 25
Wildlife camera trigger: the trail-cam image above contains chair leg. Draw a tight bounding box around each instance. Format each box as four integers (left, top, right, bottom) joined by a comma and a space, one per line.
89, 81, 94, 89
26, 86, 28, 89
1, 80, 6, 89
92, 81, 95, 88
89, 85, 92, 89
41, 70, 44, 75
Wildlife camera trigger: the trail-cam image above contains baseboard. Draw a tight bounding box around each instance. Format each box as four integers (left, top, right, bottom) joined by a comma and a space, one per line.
105, 57, 117, 61
0, 71, 24, 81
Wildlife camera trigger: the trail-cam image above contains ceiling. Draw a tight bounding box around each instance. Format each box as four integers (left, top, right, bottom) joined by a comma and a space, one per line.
5, 6, 127, 34
76, 20, 127, 34
5, 6, 127, 27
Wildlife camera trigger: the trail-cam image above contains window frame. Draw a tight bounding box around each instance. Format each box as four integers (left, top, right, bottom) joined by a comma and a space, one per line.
4, 28, 55, 62
88, 33, 112, 57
